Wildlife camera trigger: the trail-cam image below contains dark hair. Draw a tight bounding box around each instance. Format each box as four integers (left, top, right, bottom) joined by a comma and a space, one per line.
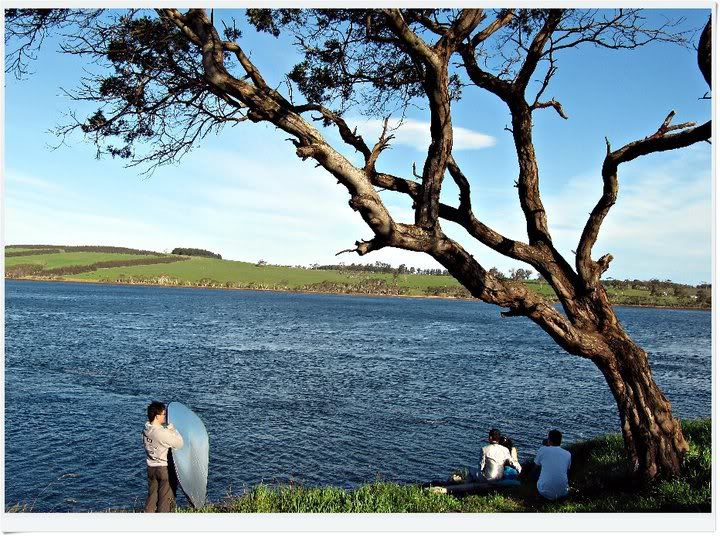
488, 428, 501, 442
147, 401, 166, 422
500, 435, 514, 450
548, 429, 563, 446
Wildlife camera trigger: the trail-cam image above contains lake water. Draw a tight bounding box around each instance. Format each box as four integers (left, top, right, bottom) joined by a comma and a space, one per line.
4, 280, 711, 512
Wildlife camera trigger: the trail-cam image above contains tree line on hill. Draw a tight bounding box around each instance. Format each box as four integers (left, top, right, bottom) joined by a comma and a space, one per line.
6, 245, 162, 255
310, 261, 538, 280
171, 247, 222, 259
601, 278, 711, 307
311, 261, 450, 276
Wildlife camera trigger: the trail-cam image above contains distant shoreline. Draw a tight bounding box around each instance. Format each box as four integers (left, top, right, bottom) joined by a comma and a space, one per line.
6, 276, 711, 311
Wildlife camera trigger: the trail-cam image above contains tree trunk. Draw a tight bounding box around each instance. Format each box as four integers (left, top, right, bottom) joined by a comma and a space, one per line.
594, 328, 688, 479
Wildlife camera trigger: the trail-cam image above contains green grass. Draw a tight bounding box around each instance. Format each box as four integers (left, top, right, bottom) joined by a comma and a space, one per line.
178, 418, 710, 514
5, 251, 157, 269
74, 257, 378, 285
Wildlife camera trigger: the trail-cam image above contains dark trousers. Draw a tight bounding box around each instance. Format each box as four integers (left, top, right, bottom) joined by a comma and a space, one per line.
145, 465, 175, 513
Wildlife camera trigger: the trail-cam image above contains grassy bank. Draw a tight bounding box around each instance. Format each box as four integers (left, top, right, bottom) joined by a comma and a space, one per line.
182, 418, 710, 513
4, 245, 710, 308
5, 420, 710, 513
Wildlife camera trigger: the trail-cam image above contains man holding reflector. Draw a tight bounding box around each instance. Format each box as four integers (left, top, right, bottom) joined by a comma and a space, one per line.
142, 401, 184, 512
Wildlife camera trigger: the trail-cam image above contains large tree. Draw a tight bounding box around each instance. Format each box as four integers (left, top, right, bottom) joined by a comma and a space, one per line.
6, 8, 711, 480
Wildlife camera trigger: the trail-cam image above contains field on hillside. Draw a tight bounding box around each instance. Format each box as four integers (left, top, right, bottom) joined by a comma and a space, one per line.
5, 251, 155, 269
3, 246, 706, 307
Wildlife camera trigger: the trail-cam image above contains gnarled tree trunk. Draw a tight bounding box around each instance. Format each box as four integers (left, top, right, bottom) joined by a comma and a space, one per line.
593, 319, 688, 478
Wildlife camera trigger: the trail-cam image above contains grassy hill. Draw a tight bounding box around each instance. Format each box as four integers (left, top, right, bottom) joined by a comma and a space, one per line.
3, 245, 708, 308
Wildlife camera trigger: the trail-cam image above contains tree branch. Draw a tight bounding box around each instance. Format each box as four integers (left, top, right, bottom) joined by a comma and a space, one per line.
294, 104, 372, 160
381, 9, 438, 68
437, 9, 485, 53
515, 10, 563, 91
460, 44, 514, 103
468, 9, 514, 49
576, 113, 711, 288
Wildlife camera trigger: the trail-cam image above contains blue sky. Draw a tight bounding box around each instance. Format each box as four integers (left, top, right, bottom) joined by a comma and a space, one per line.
3, 8, 713, 284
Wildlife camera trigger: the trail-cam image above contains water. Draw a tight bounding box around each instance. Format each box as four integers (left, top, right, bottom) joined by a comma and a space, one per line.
4, 280, 711, 512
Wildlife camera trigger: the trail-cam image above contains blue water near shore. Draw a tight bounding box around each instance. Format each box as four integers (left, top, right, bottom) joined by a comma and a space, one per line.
4, 280, 711, 512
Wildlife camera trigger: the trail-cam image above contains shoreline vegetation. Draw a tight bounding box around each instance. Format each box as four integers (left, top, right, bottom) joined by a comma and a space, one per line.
6, 418, 710, 513
5, 245, 711, 310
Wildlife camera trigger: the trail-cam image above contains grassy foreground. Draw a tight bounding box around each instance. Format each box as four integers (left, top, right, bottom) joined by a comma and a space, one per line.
181, 418, 710, 514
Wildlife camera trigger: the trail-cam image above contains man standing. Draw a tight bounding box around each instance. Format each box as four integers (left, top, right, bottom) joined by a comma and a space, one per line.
534, 429, 571, 500
480, 428, 522, 481
143, 401, 184, 512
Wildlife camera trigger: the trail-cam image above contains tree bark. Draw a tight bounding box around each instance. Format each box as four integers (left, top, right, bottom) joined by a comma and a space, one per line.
586, 296, 688, 479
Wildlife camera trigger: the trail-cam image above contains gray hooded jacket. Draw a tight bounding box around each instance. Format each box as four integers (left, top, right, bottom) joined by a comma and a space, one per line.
143, 422, 184, 467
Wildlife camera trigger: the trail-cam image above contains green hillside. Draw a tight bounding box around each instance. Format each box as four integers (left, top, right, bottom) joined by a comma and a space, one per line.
3, 245, 709, 307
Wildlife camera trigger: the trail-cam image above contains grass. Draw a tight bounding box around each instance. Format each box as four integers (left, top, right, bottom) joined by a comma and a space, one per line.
176, 418, 710, 514
5, 251, 157, 269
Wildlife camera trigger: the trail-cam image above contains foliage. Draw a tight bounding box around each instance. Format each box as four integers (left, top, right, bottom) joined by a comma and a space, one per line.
6, 244, 161, 255
5, 248, 62, 257
171, 247, 222, 259
312, 261, 449, 276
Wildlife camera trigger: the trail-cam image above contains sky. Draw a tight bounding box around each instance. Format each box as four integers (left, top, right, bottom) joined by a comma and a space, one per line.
3, 8, 713, 284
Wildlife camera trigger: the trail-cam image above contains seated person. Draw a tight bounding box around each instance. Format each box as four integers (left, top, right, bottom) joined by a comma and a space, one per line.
479, 428, 522, 481
534, 429, 571, 500
499, 435, 520, 480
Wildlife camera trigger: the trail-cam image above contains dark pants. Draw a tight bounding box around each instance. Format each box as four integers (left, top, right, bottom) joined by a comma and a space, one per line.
145, 465, 175, 513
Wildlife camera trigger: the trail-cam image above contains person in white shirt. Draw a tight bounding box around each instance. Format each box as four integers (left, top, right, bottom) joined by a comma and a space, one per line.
534, 429, 571, 500
143, 401, 184, 512
479, 429, 522, 481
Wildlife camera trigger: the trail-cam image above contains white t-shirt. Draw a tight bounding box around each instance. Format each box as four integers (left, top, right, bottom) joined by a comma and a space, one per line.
535, 445, 571, 499
480, 442, 522, 480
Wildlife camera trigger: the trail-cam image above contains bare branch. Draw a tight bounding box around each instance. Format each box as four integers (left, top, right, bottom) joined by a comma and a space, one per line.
460, 44, 514, 102
437, 9, 485, 53
294, 104, 372, 160
447, 154, 472, 214
533, 99, 568, 119
468, 9, 514, 49
515, 10, 563, 91
222, 41, 268, 89
336, 238, 385, 256
366, 117, 395, 171
576, 112, 711, 287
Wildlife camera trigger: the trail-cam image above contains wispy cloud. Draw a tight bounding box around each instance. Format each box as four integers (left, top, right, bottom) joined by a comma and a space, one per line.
5, 169, 64, 192
350, 117, 496, 152
540, 145, 712, 281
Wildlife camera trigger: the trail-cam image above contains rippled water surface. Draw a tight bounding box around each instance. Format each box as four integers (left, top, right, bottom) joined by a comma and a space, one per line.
4, 280, 711, 511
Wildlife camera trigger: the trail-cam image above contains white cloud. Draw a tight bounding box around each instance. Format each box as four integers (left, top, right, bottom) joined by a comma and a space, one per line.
350, 117, 495, 152
539, 145, 711, 282
5, 169, 64, 192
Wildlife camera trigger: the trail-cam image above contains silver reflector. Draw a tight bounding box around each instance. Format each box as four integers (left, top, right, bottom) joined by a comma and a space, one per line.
167, 402, 209, 508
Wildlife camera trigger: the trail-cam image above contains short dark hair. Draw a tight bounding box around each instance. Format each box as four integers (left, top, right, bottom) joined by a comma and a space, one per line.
147, 401, 166, 422
548, 429, 562, 446
488, 428, 501, 442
